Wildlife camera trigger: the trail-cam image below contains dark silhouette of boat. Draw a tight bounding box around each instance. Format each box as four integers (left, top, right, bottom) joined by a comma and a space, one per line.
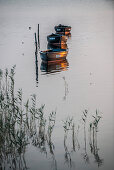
47, 33, 67, 44
40, 59, 69, 73
47, 43, 68, 50
54, 24, 71, 35
40, 49, 68, 63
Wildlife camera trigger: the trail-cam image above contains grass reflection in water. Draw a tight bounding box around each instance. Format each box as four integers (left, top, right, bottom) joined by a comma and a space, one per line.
0, 66, 57, 169
0, 67, 103, 170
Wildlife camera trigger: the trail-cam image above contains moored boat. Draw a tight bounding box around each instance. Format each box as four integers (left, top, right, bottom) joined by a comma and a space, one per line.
40, 49, 68, 63
47, 33, 67, 44
55, 24, 71, 35
47, 42, 68, 50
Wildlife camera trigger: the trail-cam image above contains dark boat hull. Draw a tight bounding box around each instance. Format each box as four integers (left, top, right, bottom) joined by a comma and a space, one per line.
40, 49, 68, 63
47, 34, 67, 44
55, 32, 71, 36
47, 43, 67, 50
55, 25, 71, 35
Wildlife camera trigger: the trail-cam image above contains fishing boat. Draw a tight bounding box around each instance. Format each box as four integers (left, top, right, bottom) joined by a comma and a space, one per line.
47, 42, 68, 50
40, 49, 68, 63
47, 33, 67, 44
54, 24, 71, 35
40, 59, 69, 74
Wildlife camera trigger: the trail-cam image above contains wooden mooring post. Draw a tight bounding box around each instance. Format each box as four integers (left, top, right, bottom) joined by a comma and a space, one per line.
34, 32, 38, 86
34, 32, 38, 52
35, 53, 38, 86
34, 23, 40, 86
38, 24, 40, 49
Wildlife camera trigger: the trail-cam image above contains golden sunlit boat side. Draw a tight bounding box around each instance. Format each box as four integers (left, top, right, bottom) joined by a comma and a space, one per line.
40, 49, 68, 63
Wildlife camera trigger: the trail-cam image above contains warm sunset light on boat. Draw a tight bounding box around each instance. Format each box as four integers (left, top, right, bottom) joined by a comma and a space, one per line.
1, 1, 113, 169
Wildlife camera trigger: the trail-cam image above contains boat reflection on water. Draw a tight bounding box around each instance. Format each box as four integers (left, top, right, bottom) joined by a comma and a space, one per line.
40, 59, 69, 74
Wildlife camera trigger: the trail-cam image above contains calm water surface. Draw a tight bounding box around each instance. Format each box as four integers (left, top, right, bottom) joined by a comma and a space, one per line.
0, 0, 114, 170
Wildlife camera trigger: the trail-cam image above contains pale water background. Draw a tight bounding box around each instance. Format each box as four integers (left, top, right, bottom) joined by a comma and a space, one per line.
0, 0, 114, 170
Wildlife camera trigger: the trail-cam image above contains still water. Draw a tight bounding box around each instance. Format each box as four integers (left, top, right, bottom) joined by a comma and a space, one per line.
0, 0, 114, 170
